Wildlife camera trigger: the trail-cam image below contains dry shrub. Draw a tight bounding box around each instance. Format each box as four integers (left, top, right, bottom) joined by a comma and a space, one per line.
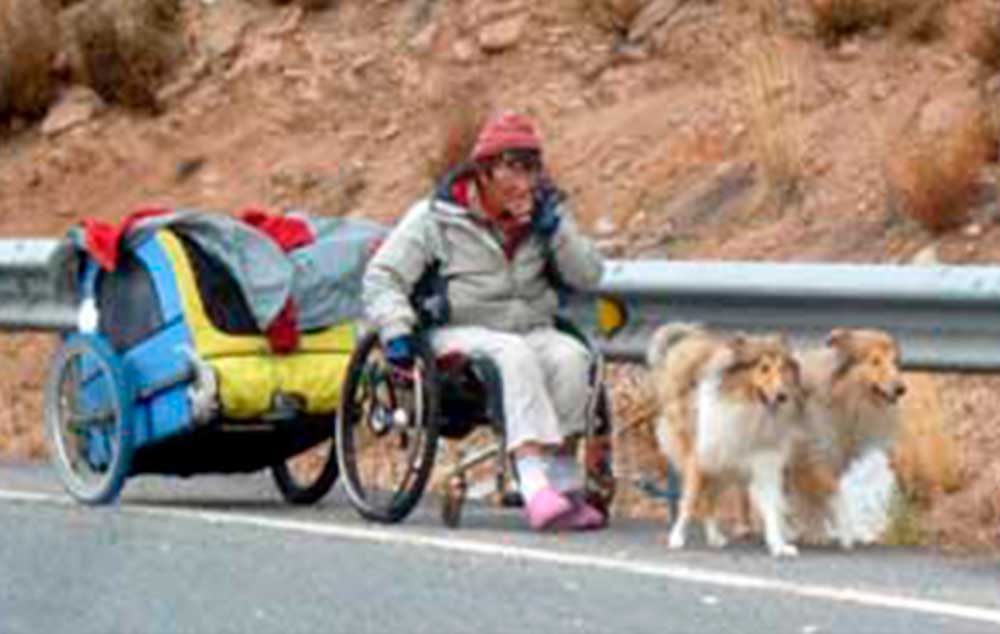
894, 373, 962, 501
808, 0, 944, 46
928, 461, 1000, 551
563, 0, 645, 32
893, 0, 946, 43
744, 39, 804, 209
886, 112, 992, 233
0, 0, 60, 120
420, 99, 491, 185
967, 6, 1000, 75
264, 0, 335, 9
808, 0, 892, 44
63, 0, 185, 110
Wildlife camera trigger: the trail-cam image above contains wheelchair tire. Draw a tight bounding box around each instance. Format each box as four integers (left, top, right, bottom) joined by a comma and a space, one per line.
271, 433, 339, 505
336, 330, 440, 523
44, 334, 134, 505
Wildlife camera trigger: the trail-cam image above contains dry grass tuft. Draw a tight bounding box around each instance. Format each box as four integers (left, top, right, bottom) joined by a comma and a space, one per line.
885, 111, 992, 234
62, 0, 185, 110
0, 0, 61, 121
744, 38, 804, 210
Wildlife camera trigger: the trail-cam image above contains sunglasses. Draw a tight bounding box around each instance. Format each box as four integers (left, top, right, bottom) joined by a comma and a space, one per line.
489, 149, 542, 176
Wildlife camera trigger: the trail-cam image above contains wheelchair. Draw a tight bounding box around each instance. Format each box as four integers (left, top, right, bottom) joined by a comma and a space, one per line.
334, 315, 616, 528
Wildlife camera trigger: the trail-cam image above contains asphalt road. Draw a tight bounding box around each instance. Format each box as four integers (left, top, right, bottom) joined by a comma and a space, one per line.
1, 462, 998, 634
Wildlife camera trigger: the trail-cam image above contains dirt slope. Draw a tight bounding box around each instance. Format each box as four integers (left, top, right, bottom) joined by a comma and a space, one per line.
1, 0, 998, 550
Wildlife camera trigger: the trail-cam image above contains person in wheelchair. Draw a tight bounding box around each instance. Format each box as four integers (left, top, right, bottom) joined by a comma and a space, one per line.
362, 111, 607, 531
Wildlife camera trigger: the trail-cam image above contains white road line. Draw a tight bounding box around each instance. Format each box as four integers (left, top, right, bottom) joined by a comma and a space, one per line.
2, 488, 999, 626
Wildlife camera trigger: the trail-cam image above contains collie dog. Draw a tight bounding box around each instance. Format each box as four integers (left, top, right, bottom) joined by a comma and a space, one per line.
647, 323, 804, 557
785, 328, 906, 548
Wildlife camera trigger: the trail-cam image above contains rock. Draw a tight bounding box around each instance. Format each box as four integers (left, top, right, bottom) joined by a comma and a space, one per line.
379, 121, 400, 141
613, 41, 649, 63
175, 157, 206, 183
452, 39, 476, 63
202, 17, 245, 63
478, 15, 526, 53
835, 41, 861, 61
918, 90, 980, 136
409, 21, 438, 55
626, 210, 648, 230
962, 223, 983, 238
871, 81, 891, 101
984, 74, 1000, 99
351, 53, 378, 74
909, 244, 939, 266
41, 86, 105, 137
594, 214, 618, 237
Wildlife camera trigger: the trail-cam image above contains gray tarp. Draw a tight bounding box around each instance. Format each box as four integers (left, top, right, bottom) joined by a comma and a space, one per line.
64, 210, 388, 331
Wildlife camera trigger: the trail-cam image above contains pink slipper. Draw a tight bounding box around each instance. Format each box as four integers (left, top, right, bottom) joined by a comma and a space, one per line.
551, 500, 607, 531
523, 486, 574, 531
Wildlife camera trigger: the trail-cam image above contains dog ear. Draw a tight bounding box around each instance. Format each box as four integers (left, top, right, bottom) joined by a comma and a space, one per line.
825, 328, 850, 349
726, 334, 753, 365
826, 328, 855, 376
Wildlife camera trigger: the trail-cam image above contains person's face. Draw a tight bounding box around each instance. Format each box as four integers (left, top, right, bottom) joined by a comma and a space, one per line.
479, 149, 542, 218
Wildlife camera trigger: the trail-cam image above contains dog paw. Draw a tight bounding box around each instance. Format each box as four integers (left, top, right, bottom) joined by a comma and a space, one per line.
769, 543, 799, 558
705, 525, 729, 549
668, 531, 686, 550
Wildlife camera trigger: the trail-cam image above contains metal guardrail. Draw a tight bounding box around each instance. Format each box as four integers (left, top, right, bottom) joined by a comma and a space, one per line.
566, 260, 1000, 372
0, 239, 78, 332
1, 240, 999, 372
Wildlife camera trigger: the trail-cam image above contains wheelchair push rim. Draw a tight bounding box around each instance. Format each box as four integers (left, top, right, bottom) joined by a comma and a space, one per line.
271, 431, 339, 505
44, 334, 134, 505
336, 331, 439, 523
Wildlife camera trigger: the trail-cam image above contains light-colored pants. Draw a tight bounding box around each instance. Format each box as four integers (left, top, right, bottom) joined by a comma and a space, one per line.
430, 325, 592, 451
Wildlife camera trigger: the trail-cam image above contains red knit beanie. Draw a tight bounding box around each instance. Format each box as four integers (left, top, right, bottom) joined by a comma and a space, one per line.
470, 111, 542, 162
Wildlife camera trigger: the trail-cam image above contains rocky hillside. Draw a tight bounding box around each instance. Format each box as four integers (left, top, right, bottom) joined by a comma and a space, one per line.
1, 0, 999, 550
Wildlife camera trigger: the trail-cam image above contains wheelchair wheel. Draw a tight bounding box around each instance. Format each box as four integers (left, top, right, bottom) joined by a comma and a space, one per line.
44, 334, 133, 505
271, 433, 339, 505
336, 331, 439, 523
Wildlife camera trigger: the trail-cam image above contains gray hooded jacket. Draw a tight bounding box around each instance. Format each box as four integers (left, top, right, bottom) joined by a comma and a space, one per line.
362, 189, 604, 341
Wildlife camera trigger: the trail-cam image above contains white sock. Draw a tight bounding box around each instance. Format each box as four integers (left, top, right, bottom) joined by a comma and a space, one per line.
547, 454, 583, 493
516, 455, 551, 501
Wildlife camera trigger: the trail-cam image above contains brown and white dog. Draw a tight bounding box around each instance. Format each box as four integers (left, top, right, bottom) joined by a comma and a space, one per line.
785, 328, 906, 548
647, 323, 805, 557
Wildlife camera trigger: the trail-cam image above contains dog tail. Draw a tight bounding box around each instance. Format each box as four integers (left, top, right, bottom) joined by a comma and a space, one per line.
647, 322, 703, 368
